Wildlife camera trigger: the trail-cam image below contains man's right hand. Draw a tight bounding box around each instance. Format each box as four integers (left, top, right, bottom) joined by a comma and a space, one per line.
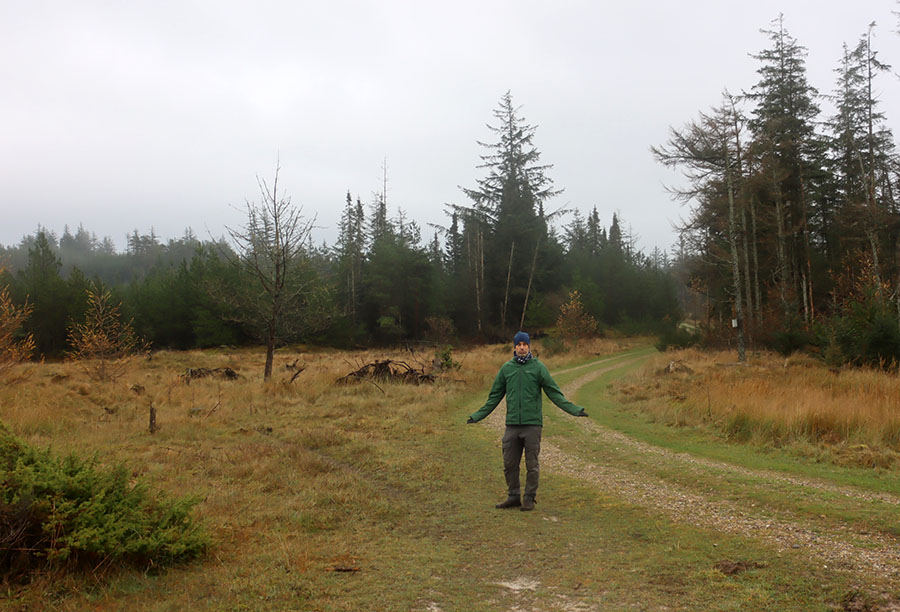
466, 417, 476, 424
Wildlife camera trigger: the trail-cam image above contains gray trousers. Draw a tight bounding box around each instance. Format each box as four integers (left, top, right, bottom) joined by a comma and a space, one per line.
501, 425, 542, 499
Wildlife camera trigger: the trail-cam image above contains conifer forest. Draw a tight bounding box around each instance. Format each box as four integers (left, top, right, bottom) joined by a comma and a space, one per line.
3, 16, 900, 370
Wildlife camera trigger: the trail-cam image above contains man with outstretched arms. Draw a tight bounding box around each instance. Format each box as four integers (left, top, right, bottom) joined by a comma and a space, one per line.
467, 331, 588, 511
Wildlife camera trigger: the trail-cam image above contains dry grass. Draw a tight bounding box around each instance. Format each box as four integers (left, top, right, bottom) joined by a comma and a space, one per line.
0, 337, 644, 469
0, 343, 503, 609
0, 341, 878, 611
620, 348, 900, 466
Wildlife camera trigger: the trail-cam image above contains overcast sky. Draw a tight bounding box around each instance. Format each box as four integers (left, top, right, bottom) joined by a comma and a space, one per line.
2, 1, 899, 255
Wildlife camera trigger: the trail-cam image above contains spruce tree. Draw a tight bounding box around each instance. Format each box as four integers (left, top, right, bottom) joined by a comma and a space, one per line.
826, 24, 896, 287
460, 91, 562, 332
745, 15, 825, 320
18, 232, 70, 356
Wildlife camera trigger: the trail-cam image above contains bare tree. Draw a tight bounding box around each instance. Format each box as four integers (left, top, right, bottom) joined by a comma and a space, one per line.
224, 163, 330, 379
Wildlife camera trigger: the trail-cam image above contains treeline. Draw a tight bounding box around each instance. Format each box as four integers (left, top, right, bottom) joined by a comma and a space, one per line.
656, 16, 900, 366
1, 95, 680, 357
0, 230, 245, 355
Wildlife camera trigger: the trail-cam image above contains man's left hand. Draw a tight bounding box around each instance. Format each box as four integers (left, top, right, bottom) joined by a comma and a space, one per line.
576, 410, 589, 417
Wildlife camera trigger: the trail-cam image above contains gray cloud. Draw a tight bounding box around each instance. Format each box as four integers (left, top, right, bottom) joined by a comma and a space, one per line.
2, 0, 898, 253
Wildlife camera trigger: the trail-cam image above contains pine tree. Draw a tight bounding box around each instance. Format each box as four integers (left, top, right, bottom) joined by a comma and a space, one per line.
18, 232, 70, 356
826, 24, 896, 290
336, 191, 366, 324
67, 284, 147, 382
460, 91, 562, 332
745, 15, 825, 320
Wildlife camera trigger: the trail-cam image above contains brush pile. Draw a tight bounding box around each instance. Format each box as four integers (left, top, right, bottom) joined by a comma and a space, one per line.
181, 367, 240, 383
659, 360, 694, 375
337, 359, 435, 385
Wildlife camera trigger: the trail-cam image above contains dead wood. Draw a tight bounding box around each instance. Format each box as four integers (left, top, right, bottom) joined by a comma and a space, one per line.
336, 359, 435, 386
659, 360, 694, 375
181, 367, 240, 383
284, 360, 307, 384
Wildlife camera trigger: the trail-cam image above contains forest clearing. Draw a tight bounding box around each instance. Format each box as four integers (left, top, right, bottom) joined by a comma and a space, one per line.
5, 339, 900, 611
5, 5, 900, 610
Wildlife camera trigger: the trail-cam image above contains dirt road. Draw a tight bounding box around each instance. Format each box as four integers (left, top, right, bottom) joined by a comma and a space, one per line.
483, 350, 900, 584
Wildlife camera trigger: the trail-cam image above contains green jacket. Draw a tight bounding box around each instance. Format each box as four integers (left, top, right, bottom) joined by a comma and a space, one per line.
469, 357, 584, 425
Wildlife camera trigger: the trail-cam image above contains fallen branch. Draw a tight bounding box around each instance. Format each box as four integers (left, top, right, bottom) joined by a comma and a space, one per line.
336, 359, 435, 386
287, 364, 307, 384
181, 367, 240, 383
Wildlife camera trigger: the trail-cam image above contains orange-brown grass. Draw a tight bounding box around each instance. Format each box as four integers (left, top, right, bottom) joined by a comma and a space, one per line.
617, 348, 900, 467
0, 338, 638, 608
0, 342, 519, 609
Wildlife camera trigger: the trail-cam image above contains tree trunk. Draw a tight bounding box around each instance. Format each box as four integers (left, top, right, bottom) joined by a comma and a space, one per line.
750, 195, 762, 321
895, 235, 900, 334
800, 270, 809, 324
774, 178, 789, 318
264, 329, 275, 380
467, 229, 483, 334
520, 237, 541, 330
800, 176, 814, 322
501, 241, 515, 331
741, 206, 753, 327
350, 256, 357, 324
868, 228, 883, 300
729, 97, 753, 330
725, 144, 745, 362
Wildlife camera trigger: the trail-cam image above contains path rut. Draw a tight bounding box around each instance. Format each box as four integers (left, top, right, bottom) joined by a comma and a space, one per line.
483, 351, 900, 580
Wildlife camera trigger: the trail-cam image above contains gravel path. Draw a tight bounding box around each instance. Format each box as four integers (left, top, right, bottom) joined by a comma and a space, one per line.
484, 353, 900, 579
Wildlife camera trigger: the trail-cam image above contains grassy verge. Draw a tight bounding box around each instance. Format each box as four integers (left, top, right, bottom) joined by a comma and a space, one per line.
625, 348, 900, 468
584, 353, 900, 495
543, 353, 900, 557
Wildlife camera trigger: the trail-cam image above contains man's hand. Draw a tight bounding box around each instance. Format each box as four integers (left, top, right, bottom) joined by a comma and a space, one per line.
467, 417, 476, 424
576, 410, 589, 417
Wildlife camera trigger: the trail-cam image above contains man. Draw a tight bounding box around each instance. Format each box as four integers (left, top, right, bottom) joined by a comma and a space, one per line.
467, 331, 588, 511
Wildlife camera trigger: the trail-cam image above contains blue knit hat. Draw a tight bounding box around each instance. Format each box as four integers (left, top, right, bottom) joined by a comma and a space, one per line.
513, 331, 530, 346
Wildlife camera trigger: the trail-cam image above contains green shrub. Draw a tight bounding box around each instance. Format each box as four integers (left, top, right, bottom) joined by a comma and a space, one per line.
771, 316, 813, 357
432, 345, 460, 371
830, 289, 900, 369
655, 322, 701, 352
822, 338, 845, 369
539, 334, 569, 356
0, 421, 208, 580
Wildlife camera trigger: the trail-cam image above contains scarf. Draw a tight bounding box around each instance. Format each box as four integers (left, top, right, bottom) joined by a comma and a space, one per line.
514, 351, 533, 365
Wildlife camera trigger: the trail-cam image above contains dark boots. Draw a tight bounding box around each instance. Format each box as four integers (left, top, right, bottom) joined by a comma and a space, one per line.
495, 495, 536, 510
495, 495, 521, 509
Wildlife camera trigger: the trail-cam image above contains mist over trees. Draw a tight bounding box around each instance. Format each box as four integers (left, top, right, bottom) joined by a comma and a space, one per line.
657, 15, 900, 366
1, 92, 680, 359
